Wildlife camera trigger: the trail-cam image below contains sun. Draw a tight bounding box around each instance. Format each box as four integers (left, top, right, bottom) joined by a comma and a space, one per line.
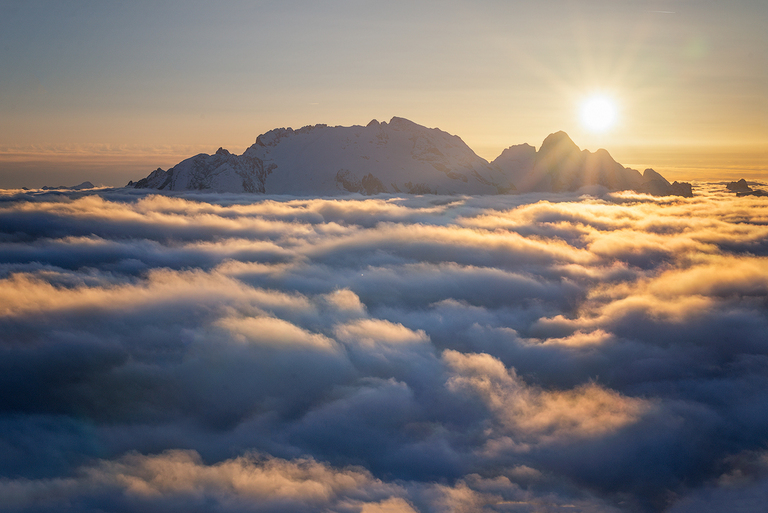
579, 95, 618, 133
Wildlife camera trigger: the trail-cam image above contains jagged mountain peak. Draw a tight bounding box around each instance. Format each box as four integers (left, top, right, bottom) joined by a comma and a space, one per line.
388, 116, 420, 129
538, 131, 580, 156
494, 131, 648, 193
642, 168, 670, 186
500, 142, 535, 152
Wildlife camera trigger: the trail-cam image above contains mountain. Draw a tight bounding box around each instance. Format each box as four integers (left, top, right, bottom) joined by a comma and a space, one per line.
129, 117, 513, 195
129, 117, 691, 197
727, 178, 752, 193
41, 181, 96, 191
129, 149, 267, 193
637, 169, 693, 197
727, 178, 768, 197
491, 131, 691, 196
492, 131, 640, 192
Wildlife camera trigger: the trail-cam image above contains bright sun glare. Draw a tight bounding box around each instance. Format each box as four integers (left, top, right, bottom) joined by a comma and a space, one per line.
580, 95, 618, 133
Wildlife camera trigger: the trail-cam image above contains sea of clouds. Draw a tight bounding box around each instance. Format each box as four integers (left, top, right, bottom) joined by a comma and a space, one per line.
1, 185, 767, 512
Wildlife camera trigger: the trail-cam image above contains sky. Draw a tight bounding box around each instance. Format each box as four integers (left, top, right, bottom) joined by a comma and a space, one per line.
3, 3, 768, 510
2, 185, 768, 512
0, 0, 766, 187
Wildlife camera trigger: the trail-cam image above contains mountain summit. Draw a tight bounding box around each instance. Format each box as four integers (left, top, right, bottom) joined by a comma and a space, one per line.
494, 131, 650, 193
129, 117, 690, 197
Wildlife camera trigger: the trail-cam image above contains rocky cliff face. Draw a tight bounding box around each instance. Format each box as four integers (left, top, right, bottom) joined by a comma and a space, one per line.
129, 117, 691, 197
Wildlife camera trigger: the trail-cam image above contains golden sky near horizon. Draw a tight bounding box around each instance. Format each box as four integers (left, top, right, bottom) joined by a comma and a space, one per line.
0, 1, 766, 187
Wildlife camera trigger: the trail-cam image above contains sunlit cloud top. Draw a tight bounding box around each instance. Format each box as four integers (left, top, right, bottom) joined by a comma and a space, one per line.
2, 185, 768, 510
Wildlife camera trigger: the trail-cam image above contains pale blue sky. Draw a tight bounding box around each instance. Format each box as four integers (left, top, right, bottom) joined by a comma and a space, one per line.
1, 0, 765, 186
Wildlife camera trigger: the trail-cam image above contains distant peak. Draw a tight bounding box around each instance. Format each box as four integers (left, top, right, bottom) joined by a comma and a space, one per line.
504, 143, 535, 151
215, 147, 230, 156
643, 167, 662, 180
366, 119, 380, 128
388, 116, 418, 129
642, 168, 668, 182
538, 131, 579, 155
542, 131, 575, 144
254, 127, 294, 147
492, 143, 536, 165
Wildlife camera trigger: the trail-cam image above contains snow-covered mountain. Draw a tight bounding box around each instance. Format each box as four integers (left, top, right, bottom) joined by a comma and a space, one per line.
129, 117, 513, 195
129, 117, 691, 196
129, 148, 268, 193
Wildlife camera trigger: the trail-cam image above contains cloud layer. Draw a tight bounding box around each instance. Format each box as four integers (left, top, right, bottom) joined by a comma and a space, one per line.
1, 185, 767, 511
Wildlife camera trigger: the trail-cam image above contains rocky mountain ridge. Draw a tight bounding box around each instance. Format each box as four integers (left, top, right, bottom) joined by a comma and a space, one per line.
38, 181, 96, 191
128, 117, 692, 197
727, 178, 767, 197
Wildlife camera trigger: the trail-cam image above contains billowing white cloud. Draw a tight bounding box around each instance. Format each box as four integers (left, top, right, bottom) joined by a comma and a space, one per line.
335, 319, 429, 347
1, 186, 767, 511
444, 350, 652, 445
0, 450, 403, 512
219, 316, 339, 351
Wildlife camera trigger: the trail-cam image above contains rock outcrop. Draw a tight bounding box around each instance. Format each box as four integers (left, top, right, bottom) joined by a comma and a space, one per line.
726, 179, 768, 197
727, 179, 752, 193
637, 169, 693, 197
